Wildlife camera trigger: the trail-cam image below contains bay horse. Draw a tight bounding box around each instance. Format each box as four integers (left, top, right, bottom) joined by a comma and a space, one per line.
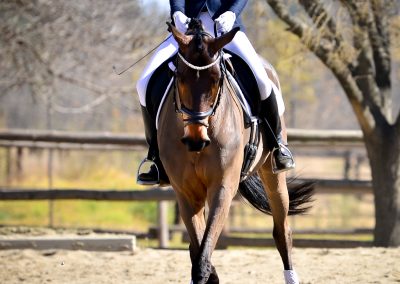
157, 20, 313, 284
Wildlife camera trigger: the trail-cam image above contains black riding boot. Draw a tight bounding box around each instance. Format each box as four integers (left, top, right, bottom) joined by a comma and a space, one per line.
260, 91, 295, 174
137, 106, 169, 185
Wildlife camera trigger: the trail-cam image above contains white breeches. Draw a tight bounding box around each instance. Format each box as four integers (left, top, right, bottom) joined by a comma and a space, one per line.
136, 12, 285, 115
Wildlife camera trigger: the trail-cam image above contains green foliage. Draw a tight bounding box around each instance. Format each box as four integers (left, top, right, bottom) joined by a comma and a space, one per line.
0, 201, 49, 226
129, 202, 157, 224
0, 150, 165, 231
0, 200, 158, 230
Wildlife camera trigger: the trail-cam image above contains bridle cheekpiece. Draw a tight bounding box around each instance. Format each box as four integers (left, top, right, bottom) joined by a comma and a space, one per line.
174, 36, 225, 128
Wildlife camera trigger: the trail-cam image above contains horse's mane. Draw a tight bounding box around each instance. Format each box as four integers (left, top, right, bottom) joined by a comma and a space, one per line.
187, 18, 204, 52
187, 18, 203, 33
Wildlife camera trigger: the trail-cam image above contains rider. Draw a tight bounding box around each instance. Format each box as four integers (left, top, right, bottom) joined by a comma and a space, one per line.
136, 0, 295, 185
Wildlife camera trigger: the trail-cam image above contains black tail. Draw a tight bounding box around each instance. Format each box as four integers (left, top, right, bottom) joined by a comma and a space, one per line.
238, 174, 314, 215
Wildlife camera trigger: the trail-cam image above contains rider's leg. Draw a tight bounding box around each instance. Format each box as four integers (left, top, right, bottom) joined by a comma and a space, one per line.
261, 90, 295, 173
137, 105, 169, 185
136, 36, 177, 184
224, 31, 295, 173
137, 35, 178, 107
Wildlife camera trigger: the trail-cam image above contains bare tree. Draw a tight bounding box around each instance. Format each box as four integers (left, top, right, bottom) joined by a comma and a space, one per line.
265, 0, 400, 246
0, 0, 167, 131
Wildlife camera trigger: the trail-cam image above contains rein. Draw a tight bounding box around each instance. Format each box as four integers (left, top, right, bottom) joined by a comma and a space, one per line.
174, 29, 226, 128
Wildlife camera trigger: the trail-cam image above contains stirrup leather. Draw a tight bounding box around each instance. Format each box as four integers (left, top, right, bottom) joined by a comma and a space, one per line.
271, 144, 296, 174
136, 158, 160, 185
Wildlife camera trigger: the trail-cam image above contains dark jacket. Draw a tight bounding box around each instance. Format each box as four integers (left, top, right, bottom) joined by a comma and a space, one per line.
170, 0, 248, 30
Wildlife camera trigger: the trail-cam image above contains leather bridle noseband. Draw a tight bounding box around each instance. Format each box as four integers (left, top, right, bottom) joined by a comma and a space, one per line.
174, 31, 225, 128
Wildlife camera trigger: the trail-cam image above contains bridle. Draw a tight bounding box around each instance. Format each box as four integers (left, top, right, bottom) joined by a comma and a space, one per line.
174, 31, 225, 128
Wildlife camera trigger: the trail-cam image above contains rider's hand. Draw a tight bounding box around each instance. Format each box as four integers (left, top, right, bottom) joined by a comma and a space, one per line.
215, 11, 236, 34
173, 11, 190, 33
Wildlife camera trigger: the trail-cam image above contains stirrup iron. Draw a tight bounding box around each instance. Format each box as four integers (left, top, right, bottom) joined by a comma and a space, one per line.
271, 144, 295, 174
136, 158, 160, 185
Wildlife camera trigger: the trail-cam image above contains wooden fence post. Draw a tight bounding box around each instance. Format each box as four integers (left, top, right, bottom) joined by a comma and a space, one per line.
354, 155, 363, 180
5, 148, 11, 186
48, 148, 54, 228
343, 151, 351, 180
157, 197, 169, 248
16, 147, 23, 179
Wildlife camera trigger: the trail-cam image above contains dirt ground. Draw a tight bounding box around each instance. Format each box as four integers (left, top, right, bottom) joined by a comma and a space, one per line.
0, 246, 399, 284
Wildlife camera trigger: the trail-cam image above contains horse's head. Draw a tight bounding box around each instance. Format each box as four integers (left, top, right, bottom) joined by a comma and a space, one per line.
167, 19, 239, 152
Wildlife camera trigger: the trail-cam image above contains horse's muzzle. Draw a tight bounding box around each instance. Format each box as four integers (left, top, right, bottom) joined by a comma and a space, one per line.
181, 124, 211, 152
181, 137, 210, 152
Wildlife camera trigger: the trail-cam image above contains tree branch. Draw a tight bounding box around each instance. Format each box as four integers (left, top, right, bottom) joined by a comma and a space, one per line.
266, 0, 375, 133
337, 1, 364, 45
367, 0, 392, 120
298, 0, 343, 46
14, 39, 135, 97
298, 0, 358, 70
339, 0, 390, 89
340, 0, 391, 122
369, 0, 391, 88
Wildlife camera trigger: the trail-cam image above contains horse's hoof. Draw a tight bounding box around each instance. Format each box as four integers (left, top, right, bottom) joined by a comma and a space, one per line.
206, 274, 219, 284
206, 266, 219, 284
191, 279, 208, 284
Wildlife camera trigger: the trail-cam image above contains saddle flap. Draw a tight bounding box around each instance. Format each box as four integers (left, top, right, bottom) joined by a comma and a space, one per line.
146, 55, 176, 124
222, 51, 261, 115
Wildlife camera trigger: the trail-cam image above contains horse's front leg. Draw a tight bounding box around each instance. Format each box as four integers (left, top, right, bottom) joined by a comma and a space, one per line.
173, 188, 219, 284
174, 189, 206, 258
259, 156, 299, 284
191, 184, 236, 284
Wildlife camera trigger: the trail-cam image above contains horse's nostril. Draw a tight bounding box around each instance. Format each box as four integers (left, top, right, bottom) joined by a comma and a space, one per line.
181, 137, 210, 152
181, 137, 189, 145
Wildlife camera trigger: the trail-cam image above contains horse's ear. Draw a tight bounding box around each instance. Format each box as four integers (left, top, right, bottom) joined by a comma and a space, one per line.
166, 22, 193, 49
209, 27, 240, 56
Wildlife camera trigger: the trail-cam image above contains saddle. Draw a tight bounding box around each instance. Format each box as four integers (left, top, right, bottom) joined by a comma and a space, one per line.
146, 52, 261, 122
146, 52, 262, 180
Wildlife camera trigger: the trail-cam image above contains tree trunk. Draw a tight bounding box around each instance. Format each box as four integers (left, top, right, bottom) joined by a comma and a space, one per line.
365, 125, 400, 246
264, 0, 400, 247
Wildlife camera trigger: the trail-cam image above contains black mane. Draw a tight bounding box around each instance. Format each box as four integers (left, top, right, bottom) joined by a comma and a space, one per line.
188, 18, 204, 52
187, 18, 203, 32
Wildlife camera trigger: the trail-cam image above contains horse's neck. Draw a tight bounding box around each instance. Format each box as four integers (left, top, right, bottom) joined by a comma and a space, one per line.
209, 79, 244, 137
223, 76, 243, 116
157, 88, 181, 139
